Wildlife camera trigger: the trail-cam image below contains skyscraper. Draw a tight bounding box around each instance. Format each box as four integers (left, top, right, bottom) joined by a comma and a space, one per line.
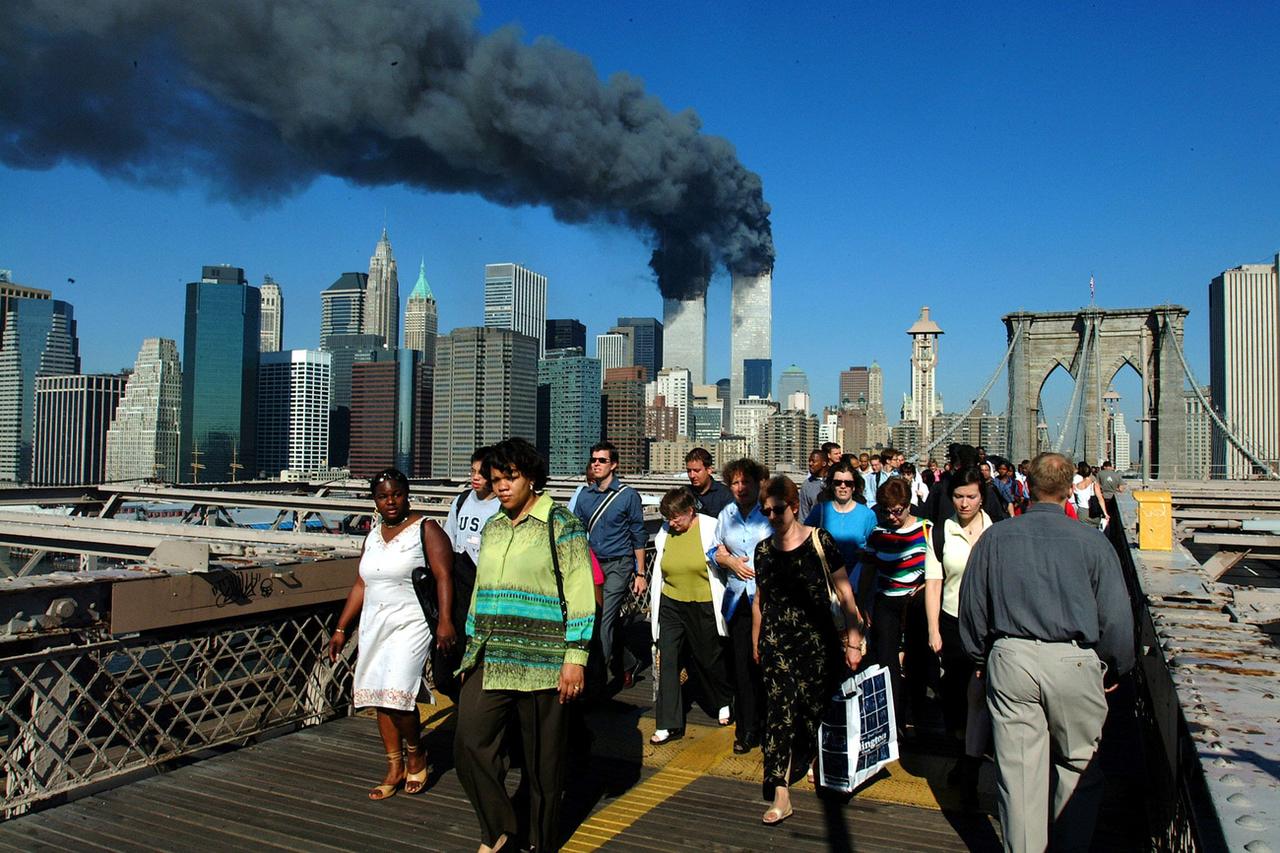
431, 327, 538, 478
778, 365, 809, 412
1210, 253, 1280, 478
616, 316, 663, 383
484, 263, 547, 356
105, 338, 182, 483
743, 358, 772, 399
1184, 387, 1212, 479
179, 265, 260, 483
32, 374, 126, 485
0, 271, 51, 352
538, 349, 602, 476
904, 306, 944, 444
866, 361, 889, 448
320, 273, 369, 350
603, 365, 648, 475
731, 396, 779, 460
839, 366, 870, 409
546, 319, 586, 353
729, 271, 772, 421
323, 332, 384, 467
1112, 412, 1132, 473
256, 349, 331, 478
0, 297, 79, 482
760, 410, 820, 473
662, 295, 706, 384
259, 276, 284, 353
656, 367, 693, 437
595, 331, 634, 386
404, 259, 438, 364
350, 349, 429, 478
362, 228, 399, 349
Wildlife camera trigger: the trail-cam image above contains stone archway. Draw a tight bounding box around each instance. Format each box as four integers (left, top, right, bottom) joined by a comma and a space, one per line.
1004, 306, 1188, 476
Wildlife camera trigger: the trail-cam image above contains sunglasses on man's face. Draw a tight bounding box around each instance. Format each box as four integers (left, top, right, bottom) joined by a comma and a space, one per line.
590, 457, 611, 464
832, 479, 857, 488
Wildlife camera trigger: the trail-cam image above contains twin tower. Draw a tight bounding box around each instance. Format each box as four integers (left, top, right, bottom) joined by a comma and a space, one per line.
663, 270, 772, 413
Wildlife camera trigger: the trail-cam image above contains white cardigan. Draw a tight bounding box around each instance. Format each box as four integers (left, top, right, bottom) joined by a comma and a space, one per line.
649, 513, 728, 641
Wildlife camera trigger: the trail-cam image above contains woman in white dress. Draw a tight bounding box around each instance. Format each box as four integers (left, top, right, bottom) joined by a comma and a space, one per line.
329, 469, 457, 799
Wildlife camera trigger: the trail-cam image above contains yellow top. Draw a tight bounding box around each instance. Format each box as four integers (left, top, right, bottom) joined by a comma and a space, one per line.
659, 518, 713, 603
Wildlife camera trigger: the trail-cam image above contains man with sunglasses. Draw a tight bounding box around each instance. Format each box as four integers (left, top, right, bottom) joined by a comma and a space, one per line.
573, 441, 647, 687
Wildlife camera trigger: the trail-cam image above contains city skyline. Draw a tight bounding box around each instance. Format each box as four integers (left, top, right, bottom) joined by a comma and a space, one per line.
5, 5, 1275, 428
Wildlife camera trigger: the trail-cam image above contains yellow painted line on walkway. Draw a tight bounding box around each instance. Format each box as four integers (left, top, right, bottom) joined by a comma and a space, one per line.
562, 727, 736, 852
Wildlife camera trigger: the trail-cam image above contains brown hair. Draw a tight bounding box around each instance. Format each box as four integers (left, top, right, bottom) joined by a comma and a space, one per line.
876, 476, 913, 509
659, 486, 696, 519
1029, 452, 1074, 501
761, 475, 800, 511
722, 457, 769, 485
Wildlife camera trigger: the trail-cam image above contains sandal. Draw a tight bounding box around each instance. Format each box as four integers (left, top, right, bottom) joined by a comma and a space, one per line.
369, 750, 404, 800
762, 805, 793, 825
718, 705, 732, 727
404, 743, 429, 795
650, 728, 684, 745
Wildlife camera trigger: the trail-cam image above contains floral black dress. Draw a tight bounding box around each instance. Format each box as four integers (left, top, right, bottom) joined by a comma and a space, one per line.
754, 528, 846, 795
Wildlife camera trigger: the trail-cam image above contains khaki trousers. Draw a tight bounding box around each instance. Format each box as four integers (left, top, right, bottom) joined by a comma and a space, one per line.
986, 637, 1108, 853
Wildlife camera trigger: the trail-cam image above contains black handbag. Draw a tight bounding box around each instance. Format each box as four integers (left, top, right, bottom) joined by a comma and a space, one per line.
410, 519, 440, 634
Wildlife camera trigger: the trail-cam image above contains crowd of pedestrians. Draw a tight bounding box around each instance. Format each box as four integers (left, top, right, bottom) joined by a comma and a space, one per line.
326, 438, 1133, 852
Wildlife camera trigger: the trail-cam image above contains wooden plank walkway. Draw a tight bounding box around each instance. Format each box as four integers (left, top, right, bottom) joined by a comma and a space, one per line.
0, 662, 1148, 851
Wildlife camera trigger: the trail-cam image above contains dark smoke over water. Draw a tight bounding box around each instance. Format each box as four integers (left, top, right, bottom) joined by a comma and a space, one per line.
0, 0, 773, 299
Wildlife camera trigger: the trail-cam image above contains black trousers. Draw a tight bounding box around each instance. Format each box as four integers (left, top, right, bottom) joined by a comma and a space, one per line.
871, 590, 929, 727
726, 594, 763, 741
655, 596, 730, 730
455, 666, 567, 851
937, 611, 974, 736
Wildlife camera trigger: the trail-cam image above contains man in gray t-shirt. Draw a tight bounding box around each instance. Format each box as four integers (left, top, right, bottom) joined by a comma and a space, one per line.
1096, 460, 1124, 501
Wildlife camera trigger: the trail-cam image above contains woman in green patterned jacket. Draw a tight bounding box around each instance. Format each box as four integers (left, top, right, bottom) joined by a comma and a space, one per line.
454, 437, 595, 853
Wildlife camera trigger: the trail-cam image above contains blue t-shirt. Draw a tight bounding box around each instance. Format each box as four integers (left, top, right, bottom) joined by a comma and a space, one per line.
805, 501, 877, 588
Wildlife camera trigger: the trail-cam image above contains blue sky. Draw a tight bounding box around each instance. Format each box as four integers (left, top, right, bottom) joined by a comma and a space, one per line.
2, 2, 1277, 446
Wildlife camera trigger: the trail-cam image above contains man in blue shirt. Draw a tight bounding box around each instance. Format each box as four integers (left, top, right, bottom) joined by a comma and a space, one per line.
573, 441, 647, 686
711, 457, 772, 753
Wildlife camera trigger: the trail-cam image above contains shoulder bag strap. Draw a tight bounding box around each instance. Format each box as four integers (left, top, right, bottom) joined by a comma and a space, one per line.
454, 489, 468, 516
932, 518, 946, 563
547, 509, 568, 626
810, 527, 836, 597
587, 485, 625, 532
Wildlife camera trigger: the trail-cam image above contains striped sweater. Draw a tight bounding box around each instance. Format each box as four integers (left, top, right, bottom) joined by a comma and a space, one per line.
868, 519, 930, 596
460, 494, 595, 692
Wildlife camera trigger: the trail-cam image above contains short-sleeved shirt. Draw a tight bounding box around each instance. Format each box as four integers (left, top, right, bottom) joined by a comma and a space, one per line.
923, 513, 992, 617
689, 479, 734, 520
443, 490, 500, 565
805, 500, 877, 584
1097, 469, 1124, 499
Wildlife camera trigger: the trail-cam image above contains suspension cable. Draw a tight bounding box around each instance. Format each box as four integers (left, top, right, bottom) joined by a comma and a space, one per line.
910, 319, 1025, 462
1053, 315, 1095, 455
1162, 313, 1279, 479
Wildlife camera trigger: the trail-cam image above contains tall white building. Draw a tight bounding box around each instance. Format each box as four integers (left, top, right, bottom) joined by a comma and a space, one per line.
662, 295, 706, 384
903, 306, 944, 444
1112, 412, 1132, 473
595, 331, 633, 387
732, 396, 779, 459
729, 271, 772, 421
1210, 253, 1280, 478
105, 338, 183, 483
1184, 387, 1212, 480
259, 277, 284, 352
256, 350, 332, 478
485, 263, 548, 357
656, 367, 693, 437
778, 365, 809, 412
0, 297, 79, 482
362, 228, 400, 349
866, 361, 890, 448
404, 258, 438, 364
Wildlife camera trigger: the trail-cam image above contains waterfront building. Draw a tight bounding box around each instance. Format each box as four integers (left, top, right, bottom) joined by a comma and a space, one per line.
655, 367, 693, 437
350, 349, 430, 478
104, 338, 182, 483
602, 366, 647, 475
323, 333, 384, 467
320, 273, 369, 351
362, 229, 399, 350
259, 277, 283, 352
0, 271, 51, 352
484, 263, 547, 357
257, 350, 331, 479
1210, 253, 1280, 478
691, 404, 723, 442
731, 395, 779, 460
179, 265, 260, 483
0, 297, 79, 482
729, 271, 772, 422
538, 348, 602, 477
903, 306, 944, 445
645, 395, 681, 443
403, 259, 438, 365
778, 365, 809, 412
431, 327, 537, 478
595, 330, 635, 386
890, 421, 921, 456
715, 435, 749, 465
760, 409, 820, 474
615, 317, 663, 383
32, 374, 126, 485
546, 319, 586, 353
662, 295, 706, 384
649, 437, 696, 474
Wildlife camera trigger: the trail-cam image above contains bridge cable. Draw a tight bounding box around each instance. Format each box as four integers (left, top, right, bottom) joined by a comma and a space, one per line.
910, 319, 1025, 462
1161, 313, 1279, 480
1052, 314, 1096, 455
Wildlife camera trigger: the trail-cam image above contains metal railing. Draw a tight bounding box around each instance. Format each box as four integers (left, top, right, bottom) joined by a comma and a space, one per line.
1, 604, 354, 818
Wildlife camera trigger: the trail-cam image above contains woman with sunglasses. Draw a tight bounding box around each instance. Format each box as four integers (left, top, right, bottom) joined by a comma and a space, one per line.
804, 459, 877, 613
751, 476, 864, 826
866, 476, 931, 736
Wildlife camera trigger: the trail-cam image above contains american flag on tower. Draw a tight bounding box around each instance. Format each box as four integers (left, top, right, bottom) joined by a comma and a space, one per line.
1090, 274, 1095, 301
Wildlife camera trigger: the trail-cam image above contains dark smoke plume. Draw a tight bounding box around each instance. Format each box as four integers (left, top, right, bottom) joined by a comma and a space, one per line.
0, 0, 773, 298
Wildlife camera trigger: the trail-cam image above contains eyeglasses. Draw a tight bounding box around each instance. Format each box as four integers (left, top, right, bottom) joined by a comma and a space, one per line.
590, 456, 611, 464
832, 479, 857, 488
760, 504, 790, 518
883, 506, 909, 517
